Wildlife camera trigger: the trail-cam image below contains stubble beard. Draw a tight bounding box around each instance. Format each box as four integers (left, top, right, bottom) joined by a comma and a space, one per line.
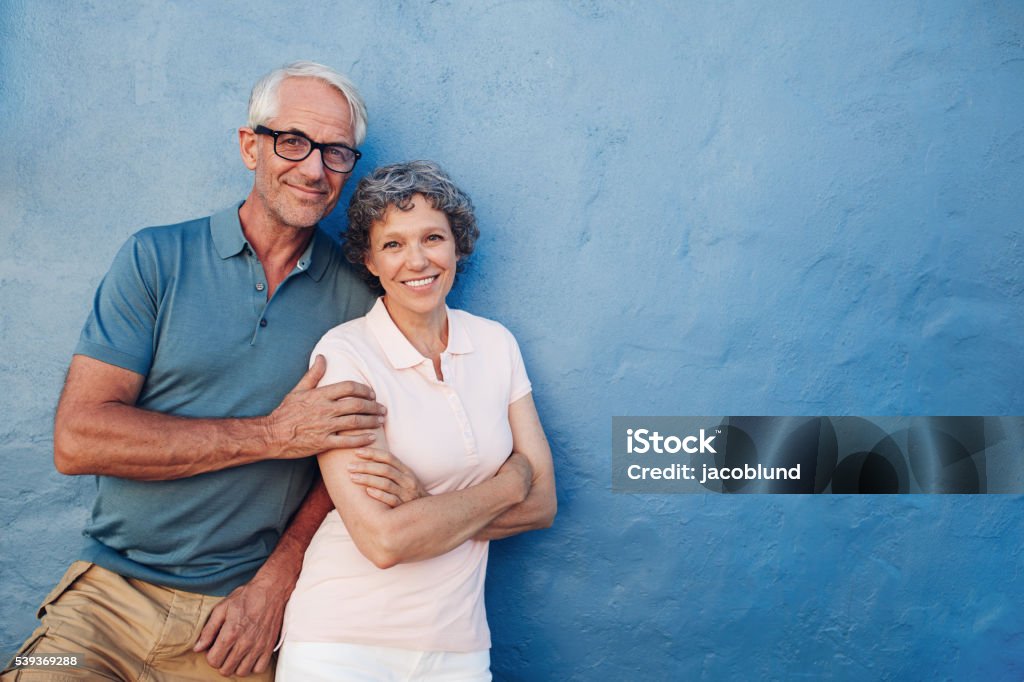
256, 171, 335, 232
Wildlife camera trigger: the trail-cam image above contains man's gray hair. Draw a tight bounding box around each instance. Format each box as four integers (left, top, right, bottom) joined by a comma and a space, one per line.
247, 60, 368, 145
345, 160, 479, 289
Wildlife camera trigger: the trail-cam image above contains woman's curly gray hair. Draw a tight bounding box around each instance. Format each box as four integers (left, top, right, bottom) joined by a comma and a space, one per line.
345, 160, 479, 289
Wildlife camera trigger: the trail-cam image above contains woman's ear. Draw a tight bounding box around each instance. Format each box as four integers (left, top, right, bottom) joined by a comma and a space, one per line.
364, 251, 379, 278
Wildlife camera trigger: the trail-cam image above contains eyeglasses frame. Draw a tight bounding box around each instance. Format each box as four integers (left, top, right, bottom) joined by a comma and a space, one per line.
253, 125, 362, 173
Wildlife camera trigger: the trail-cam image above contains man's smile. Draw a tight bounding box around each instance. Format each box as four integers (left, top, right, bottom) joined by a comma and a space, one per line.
285, 182, 328, 197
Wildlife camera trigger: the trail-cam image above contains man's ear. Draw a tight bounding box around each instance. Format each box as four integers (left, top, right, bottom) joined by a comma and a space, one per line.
239, 127, 258, 171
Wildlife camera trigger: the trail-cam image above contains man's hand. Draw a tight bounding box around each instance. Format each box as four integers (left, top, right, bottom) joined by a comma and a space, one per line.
191, 480, 334, 677
193, 573, 288, 677
53, 356, 388, 480
266, 355, 386, 459
347, 447, 429, 506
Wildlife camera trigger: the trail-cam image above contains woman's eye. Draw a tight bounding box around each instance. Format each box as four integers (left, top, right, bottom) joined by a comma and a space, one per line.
382, 241, 399, 249
427, 233, 445, 242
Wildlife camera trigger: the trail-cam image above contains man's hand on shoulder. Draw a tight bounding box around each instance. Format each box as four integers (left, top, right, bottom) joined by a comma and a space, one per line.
52, 355, 389, 480
265, 355, 386, 459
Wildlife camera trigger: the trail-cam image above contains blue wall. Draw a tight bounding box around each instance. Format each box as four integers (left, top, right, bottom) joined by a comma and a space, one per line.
2, 1, 1023, 679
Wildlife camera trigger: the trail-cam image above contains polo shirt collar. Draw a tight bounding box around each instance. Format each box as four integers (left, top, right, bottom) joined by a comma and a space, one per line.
211, 203, 248, 259
366, 297, 474, 370
304, 228, 331, 282
210, 201, 330, 281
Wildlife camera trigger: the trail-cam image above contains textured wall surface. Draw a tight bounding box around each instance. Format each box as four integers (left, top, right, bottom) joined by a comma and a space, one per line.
2, 1, 1023, 679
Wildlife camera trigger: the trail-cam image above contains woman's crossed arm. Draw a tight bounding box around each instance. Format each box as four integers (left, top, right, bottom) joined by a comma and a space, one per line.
318, 392, 556, 568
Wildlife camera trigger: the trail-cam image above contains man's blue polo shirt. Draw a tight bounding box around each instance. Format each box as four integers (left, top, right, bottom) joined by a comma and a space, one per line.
74, 203, 375, 596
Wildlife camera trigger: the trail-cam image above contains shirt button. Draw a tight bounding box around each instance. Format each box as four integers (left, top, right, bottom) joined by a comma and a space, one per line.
259, 319, 268, 327
256, 282, 265, 291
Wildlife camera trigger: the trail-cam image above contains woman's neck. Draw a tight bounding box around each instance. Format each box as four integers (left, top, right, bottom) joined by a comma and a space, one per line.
382, 296, 449, 361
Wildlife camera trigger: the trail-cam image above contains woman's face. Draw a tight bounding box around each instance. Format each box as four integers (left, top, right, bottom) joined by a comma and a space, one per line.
364, 194, 458, 319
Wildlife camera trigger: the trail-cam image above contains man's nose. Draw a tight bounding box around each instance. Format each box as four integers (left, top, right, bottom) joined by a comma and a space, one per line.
295, 148, 327, 181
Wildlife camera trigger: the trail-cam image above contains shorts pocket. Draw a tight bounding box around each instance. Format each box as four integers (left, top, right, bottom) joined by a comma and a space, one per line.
35, 561, 94, 619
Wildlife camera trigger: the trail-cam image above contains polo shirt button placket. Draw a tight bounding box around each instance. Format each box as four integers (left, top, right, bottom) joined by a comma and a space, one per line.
444, 391, 477, 459
419, 361, 437, 383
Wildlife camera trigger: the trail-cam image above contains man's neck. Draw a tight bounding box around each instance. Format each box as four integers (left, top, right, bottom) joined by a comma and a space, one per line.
238, 195, 316, 298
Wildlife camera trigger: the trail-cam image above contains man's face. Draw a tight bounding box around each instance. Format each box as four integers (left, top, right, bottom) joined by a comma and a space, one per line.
241, 77, 355, 231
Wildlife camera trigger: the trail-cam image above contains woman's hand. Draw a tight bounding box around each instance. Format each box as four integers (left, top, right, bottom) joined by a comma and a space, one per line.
347, 447, 429, 507
319, 430, 538, 568
473, 393, 557, 541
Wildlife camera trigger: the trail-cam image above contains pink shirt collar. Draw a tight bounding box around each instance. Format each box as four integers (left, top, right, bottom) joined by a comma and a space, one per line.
365, 297, 474, 370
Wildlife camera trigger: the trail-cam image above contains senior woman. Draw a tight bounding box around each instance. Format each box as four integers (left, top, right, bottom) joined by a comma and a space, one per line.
277, 160, 556, 680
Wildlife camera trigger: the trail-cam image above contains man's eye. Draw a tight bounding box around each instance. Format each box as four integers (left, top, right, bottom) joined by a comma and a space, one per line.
280, 136, 307, 149
324, 147, 349, 162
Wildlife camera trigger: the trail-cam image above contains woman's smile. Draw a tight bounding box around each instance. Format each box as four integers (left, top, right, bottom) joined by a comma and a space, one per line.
364, 194, 458, 327
403, 274, 439, 289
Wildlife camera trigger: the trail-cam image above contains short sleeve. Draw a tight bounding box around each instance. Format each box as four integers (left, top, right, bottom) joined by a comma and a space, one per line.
310, 333, 372, 390
506, 328, 532, 405
74, 234, 158, 376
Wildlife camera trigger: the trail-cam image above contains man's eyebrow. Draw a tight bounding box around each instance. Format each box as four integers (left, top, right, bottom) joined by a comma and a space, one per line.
282, 127, 353, 147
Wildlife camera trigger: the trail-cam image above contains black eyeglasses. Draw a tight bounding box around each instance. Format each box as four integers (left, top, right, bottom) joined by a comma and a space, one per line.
254, 125, 361, 173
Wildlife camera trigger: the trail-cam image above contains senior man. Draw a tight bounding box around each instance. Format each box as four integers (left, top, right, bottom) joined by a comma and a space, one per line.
3, 61, 421, 681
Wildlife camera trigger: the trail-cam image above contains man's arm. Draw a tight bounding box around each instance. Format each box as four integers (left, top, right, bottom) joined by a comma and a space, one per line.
53, 351, 429, 677
53, 354, 382, 480
191, 479, 330, 677
473, 393, 557, 541
194, 451, 428, 678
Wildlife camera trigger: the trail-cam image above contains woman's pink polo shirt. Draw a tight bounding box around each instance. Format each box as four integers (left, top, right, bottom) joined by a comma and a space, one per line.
282, 297, 532, 652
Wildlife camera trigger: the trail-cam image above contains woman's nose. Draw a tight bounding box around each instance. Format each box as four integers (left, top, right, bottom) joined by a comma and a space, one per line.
406, 244, 428, 269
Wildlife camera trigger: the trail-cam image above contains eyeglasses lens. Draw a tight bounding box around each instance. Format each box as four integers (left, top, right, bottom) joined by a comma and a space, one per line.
275, 134, 355, 173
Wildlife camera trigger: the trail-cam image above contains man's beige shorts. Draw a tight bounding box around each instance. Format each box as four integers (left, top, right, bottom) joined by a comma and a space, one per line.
2, 562, 273, 681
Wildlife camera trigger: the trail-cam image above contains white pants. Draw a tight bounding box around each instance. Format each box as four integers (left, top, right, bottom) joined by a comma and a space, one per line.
277, 641, 491, 682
